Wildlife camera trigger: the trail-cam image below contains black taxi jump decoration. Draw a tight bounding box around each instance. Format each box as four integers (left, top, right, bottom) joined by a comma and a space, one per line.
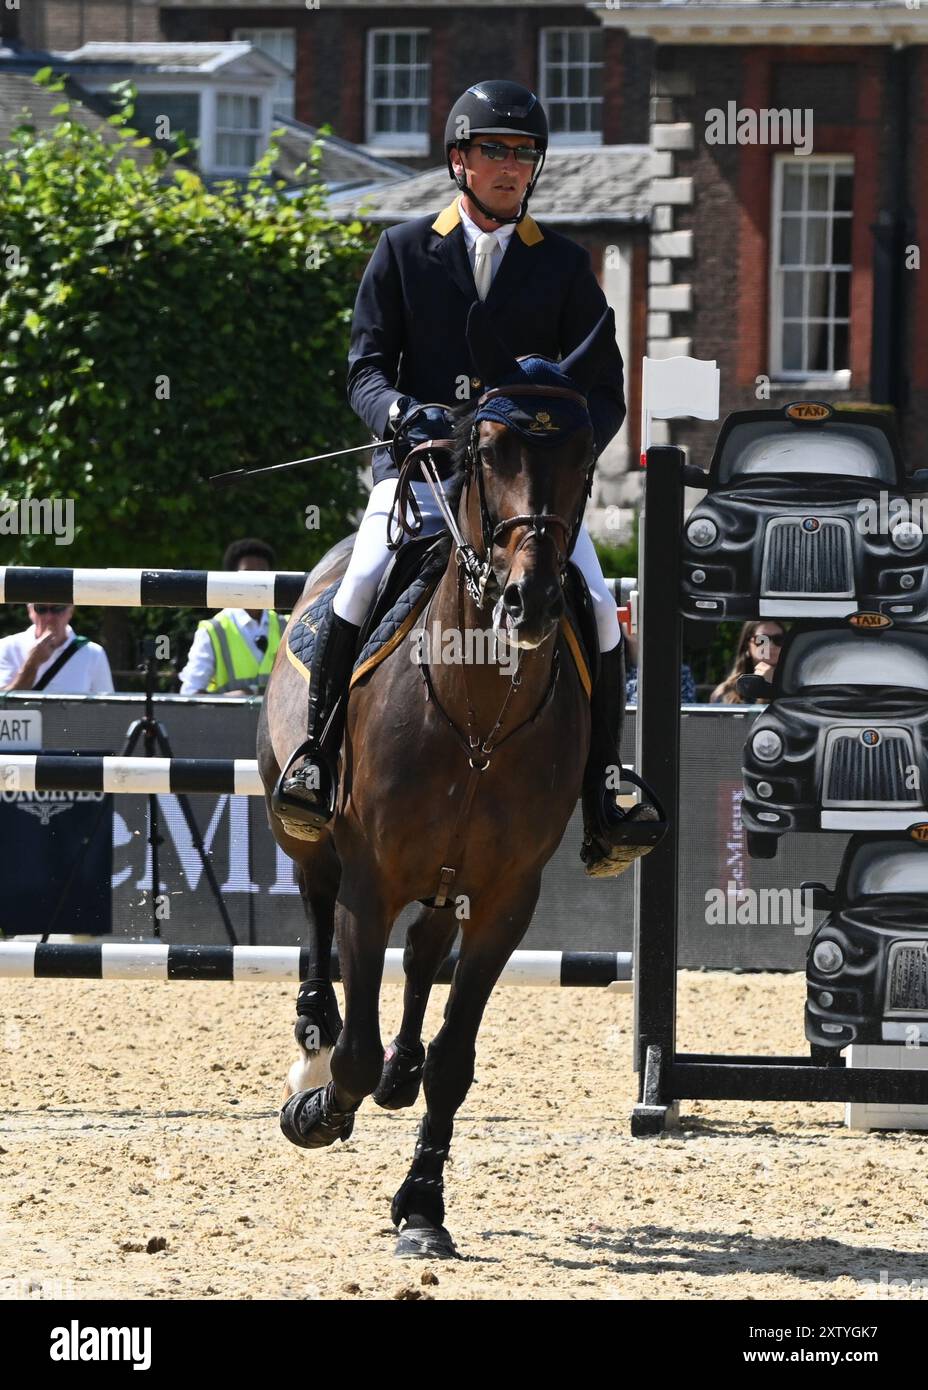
740, 619, 928, 858
804, 831, 928, 1049
680, 401, 928, 623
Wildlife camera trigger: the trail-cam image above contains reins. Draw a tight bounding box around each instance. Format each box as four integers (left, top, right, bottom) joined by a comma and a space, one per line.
386, 386, 594, 609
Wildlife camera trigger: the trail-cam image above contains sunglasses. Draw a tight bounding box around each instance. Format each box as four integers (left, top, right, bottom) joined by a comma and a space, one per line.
751, 632, 785, 647
32, 604, 68, 615
472, 141, 542, 167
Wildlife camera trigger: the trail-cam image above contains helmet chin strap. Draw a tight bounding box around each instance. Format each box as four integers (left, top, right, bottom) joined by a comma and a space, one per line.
452, 153, 545, 226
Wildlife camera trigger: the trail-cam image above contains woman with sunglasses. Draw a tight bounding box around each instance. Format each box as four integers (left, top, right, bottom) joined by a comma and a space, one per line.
274, 80, 649, 874
0, 602, 114, 693
709, 620, 786, 705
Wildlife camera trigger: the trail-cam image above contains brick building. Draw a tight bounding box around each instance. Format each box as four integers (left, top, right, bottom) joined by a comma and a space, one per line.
5, 2, 925, 473
596, 2, 928, 472
4, 1, 651, 151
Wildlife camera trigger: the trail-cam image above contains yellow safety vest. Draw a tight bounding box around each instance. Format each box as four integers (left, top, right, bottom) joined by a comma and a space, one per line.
200, 610, 283, 694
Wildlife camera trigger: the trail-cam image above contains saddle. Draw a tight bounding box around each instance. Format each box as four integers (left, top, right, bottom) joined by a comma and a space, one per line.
286, 531, 596, 698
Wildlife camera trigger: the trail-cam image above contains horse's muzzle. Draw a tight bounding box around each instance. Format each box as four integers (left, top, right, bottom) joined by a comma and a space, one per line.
495, 576, 564, 650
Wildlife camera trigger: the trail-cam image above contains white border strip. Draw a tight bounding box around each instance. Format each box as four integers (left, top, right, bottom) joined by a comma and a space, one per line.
0, 941, 37, 977
233, 760, 265, 797
758, 599, 859, 617
101, 943, 171, 980
821, 810, 928, 830
231, 946, 305, 980
72, 569, 143, 606
103, 757, 173, 794
0, 755, 38, 792
206, 572, 279, 610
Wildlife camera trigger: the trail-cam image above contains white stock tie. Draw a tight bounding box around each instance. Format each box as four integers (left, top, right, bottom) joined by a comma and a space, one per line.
473, 232, 498, 301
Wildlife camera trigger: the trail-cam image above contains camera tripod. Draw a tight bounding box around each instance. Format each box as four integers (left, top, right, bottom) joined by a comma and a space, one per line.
42, 637, 238, 944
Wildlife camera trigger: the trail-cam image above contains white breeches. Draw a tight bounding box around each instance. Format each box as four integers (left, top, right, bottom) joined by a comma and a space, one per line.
333, 480, 447, 626
568, 522, 622, 653
333, 477, 621, 653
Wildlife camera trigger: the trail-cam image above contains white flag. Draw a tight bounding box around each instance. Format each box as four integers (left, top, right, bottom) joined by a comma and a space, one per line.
640, 355, 720, 464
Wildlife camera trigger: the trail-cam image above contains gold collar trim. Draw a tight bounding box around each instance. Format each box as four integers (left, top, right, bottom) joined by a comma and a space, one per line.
431, 196, 543, 246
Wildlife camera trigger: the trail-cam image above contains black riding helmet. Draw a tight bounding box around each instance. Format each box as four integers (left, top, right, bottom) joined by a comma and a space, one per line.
444, 80, 548, 225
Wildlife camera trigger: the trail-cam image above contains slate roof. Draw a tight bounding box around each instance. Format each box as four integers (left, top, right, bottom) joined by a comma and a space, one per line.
0, 54, 164, 165
324, 146, 657, 225
0, 43, 414, 190
59, 41, 290, 77
272, 117, 415, 191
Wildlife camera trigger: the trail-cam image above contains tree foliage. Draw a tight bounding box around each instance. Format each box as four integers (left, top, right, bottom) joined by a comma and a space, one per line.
0, 70, 371, 605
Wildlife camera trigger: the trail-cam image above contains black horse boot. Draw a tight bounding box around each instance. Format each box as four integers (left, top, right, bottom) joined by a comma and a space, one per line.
271, 607, 360, 841
579, 640, 667, 877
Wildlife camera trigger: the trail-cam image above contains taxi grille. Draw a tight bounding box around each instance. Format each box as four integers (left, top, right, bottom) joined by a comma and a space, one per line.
823, 730, 919, 805
887, 942, 928, 1014
762, 518, 853, 596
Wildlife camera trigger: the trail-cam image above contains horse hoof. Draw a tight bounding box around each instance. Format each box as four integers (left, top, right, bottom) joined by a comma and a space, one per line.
393, 1223, 459, 1260
279, 1082, 355, 1150
373, 1039, 425, 1110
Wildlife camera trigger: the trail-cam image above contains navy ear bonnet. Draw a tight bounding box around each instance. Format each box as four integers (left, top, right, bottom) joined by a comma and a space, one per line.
472, 355, 592, 446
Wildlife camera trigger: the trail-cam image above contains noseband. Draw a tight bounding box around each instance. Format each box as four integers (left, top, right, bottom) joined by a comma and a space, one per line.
387, 385, 594, 608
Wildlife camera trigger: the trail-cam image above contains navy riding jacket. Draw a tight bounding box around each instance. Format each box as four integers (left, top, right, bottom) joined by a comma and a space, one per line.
346, 195, 627, 485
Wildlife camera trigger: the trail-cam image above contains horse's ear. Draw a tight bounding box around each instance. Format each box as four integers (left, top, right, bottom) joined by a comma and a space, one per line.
558, 307, 616, 393
466, 300, 520, 387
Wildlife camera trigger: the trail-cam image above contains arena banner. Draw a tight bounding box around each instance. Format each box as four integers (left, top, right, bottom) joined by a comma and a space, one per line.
0, 747, 113, 937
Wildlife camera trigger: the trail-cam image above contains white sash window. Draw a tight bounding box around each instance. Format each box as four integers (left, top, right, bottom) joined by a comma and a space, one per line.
232, 29, 296, 122
770, 155, 853, 383
540, 28, 603, 144
366, 30, 430, 153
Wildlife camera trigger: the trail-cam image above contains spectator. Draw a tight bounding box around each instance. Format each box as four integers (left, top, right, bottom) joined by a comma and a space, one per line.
623, 629, 697, 705
0, 604, 113, 693
710, 620, 786, 705
178, 538, 284, 695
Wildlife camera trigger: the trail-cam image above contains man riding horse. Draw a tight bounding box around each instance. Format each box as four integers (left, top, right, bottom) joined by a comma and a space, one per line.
273, 78, 659, 874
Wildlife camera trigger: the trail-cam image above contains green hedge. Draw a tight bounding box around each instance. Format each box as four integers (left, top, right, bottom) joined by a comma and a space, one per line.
0, 72, 372, 650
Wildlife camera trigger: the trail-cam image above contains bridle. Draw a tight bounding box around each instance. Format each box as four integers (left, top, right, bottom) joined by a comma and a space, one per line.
386, 385, 595, 609
383, 386, 595, 908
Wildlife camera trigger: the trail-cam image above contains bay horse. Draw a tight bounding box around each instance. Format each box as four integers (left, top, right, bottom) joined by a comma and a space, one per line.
258, 301, 616, 1258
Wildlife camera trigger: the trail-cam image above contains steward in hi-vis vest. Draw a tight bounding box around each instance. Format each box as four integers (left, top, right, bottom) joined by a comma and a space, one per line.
198, 609, 283, 694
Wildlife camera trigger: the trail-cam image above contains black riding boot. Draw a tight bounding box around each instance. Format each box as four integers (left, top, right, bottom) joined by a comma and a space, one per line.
271, 608, 360, 841
579, 640, 667, 878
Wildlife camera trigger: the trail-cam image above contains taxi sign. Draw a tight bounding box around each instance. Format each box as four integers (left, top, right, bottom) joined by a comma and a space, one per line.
848, 612, 893, 629
785, 401, 833, 422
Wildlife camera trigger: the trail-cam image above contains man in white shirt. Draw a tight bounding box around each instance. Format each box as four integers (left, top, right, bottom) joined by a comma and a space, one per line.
0, 603, 114, 693
178, 538, 282, 695
458, 185, 516, 278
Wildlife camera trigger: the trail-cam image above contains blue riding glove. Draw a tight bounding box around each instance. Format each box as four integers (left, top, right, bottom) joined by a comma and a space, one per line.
391, 401, 457, 467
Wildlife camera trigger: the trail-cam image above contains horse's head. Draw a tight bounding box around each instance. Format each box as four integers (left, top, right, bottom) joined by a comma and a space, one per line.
456, 300, 615, 650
